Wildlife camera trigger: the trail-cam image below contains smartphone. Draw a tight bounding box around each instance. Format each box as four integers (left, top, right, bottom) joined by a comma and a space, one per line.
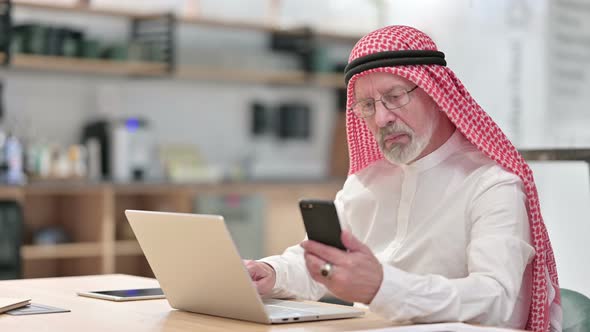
299, 199, 346, 250
76, 288, 165, 302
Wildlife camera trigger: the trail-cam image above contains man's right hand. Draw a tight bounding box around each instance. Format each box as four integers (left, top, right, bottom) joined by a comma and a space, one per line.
243, 260, 276, 296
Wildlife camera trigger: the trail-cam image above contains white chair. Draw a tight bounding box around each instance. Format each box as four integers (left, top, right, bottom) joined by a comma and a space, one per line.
528, 161, 590, 297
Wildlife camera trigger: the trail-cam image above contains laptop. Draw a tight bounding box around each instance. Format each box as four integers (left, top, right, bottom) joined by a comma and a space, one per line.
125, 210, 364, 324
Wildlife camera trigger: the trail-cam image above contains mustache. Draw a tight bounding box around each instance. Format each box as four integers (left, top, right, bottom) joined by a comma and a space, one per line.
378, 122, 414, 141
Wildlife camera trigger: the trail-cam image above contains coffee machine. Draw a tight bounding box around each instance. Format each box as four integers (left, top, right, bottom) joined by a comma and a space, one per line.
81, 117, 156, 182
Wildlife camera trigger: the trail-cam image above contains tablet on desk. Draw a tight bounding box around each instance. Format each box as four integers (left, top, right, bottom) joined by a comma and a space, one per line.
77, 288, 165, 302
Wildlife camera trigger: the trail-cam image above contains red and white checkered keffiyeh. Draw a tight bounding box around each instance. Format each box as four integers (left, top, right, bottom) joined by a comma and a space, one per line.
345, 25, 560, 332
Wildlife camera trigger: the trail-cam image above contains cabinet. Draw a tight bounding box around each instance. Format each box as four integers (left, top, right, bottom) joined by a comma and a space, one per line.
0, 180, 342, 278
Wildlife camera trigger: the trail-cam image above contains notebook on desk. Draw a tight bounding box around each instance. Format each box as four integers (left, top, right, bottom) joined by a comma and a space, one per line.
0, 298, 31, 314
125, 210, 364, 324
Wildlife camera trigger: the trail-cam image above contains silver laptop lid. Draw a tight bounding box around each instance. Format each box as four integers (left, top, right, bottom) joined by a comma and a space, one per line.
125, 210, 271, 324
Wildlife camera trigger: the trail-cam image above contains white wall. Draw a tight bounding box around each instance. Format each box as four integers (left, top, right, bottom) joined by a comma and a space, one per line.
546, 0, 590, 147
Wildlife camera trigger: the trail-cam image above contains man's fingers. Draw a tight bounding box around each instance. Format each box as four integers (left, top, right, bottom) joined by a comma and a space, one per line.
341, 230, 369, 253
304, 252, 330, 283
254, 275, 272, 295
254, 279, 267, 288
243, 260, 256, 271
246, 262, 268, 280
301, 240, 348, 266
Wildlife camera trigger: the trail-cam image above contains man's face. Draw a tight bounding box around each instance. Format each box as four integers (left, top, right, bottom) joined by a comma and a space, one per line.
353, 72, 440, 165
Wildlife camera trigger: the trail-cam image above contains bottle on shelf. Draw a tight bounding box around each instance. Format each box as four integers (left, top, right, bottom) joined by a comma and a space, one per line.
4, 132, 26, 185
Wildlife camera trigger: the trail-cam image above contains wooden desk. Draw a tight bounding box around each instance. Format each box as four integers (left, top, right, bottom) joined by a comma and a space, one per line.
0, 274, 394, 331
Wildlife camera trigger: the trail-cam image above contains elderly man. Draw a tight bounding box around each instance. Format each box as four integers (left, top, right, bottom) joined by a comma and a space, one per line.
245, 25, 561, 332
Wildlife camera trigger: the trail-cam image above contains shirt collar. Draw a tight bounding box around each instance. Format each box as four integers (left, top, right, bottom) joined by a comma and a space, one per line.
399, 129, 463, 172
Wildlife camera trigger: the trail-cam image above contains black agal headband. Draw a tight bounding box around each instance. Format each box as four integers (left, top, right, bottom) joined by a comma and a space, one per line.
344, 50, 446, 86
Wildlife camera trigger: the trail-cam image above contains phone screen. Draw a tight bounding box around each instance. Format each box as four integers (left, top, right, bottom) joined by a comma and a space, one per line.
299, 199, 346, 250
91, 288, 163, 298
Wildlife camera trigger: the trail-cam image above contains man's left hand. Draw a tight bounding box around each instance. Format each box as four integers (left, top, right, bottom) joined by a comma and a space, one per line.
301, 230, 383, 304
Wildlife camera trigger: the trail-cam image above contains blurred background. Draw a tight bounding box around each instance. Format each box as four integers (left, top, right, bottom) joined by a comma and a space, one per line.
0, 0, 588, 296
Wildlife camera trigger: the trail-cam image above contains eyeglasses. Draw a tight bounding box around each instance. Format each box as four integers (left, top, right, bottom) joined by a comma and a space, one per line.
349, 85, 419, 119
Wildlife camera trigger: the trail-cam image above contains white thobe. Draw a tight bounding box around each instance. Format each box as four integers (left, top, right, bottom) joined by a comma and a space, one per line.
260, 130, 535, 329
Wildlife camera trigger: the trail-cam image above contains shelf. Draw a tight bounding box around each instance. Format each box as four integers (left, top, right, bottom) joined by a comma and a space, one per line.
2, 53, 168, 76
20, 180, 108, 195
22, 242, 102, 259
313, 73, 345, 88
115, 240, 143, 256
0, 180, 345, 196
4, 2, 357, 84
1, 53, 344, 86
8, 181, 342, 277
0, 186, 25, 201
176, 66, 344, 87
314, 31, 363, 43
12, 0, 162, 19
176, 66, 305, 85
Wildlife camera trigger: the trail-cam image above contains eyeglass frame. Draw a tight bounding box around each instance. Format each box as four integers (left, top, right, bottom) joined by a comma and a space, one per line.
348, 85, 419, 119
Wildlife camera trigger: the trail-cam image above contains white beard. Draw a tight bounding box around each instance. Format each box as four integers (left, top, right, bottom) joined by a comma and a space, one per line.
377, 120, 435, 165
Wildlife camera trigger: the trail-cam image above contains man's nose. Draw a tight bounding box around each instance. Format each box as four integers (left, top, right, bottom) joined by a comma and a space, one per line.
374, 101, 397, 128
